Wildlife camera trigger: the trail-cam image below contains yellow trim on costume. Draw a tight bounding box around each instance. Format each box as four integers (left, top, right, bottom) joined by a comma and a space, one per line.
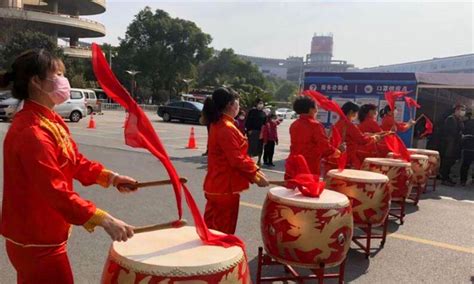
97, 169, 113, 188
38, 115, 76, 163
83, 208, 108, 233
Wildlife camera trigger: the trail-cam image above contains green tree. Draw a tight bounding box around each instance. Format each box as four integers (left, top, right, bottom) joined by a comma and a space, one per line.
274, 81, 298, 102
114, 7, 213, 103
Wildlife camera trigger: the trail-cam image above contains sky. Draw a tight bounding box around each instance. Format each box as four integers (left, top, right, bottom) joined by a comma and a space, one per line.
86, 0, 474, 68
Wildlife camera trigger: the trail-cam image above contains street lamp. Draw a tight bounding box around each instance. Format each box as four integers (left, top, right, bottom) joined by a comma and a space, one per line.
125, 70, 140, 100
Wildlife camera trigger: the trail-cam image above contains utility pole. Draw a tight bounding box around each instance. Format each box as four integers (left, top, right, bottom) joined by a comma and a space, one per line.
125, 70, 140, 100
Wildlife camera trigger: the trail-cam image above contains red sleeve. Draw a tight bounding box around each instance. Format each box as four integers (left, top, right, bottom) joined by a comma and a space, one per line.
348, 123, 373, 145
381, 116, 394, 131
18, 129, 96, 226
313, 123, 336, 158
71, 140, 105, 186
219, 126, 258, 181
396, 122, 410, 132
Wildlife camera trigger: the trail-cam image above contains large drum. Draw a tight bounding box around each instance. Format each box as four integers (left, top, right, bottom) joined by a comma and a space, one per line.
362, 158, 413, 201
388, 153, 430, 188
261, 187, 353, 268
102, 226, 250, 284
408, 148, 440, 178
325, 169, 390, 227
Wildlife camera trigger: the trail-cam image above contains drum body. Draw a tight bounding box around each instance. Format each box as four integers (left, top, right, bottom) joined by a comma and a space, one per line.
261, 187, 353, 268
388, 153, 430, 188
102, 226, 249, 284
408, 148, 440, 178
362, 158, 413, 201
325, 169, 390, 227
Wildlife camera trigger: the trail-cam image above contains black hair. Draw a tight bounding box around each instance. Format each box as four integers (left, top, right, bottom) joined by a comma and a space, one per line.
254, 98, 263, 106
238, 110, 246, 116
293, 96, 316, 114
341, 101, 360, 116
358, 104, 378, 122
0, 49, 60, 100
379, 105, 393, 118
202, 87, 239, 124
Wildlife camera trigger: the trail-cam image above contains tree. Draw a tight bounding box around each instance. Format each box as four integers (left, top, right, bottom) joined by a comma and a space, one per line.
274, 81, 298, 102
114, 7, 213, 103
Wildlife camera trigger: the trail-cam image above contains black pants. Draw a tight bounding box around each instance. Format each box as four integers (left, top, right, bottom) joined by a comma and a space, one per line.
263, 141, 276, 165
440, 157, 457, 181
460, 150, 474, 183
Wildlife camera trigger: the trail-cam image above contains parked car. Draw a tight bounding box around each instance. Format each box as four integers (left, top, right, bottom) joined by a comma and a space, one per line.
54, 89, 87, 122
275, 108, 296, 119
157, 101, 203, 123
0, 91, 20, 121
70, 88, 100, 114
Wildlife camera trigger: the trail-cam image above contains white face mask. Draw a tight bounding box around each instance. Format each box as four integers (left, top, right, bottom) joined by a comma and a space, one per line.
459, 110, 466, 117
257, 103, 264, 110
239, 115, 245, 120
45, 75, 71, 105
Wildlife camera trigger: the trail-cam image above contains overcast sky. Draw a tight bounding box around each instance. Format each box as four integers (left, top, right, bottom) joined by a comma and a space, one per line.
86, 0, 473, 68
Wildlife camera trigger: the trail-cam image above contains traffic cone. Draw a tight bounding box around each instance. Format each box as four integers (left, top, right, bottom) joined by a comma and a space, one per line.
186, 127, 197, 149
87, 113, 96, 129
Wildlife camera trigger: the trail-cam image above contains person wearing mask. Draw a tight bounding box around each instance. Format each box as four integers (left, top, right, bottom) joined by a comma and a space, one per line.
460, 110, 473, 186
289, 96, 341, 175
261, 113, 280, 167
380, 105, 416, 132
235, 110, 246, 135
202, 88, 269, 234
358, 103, 390, 157
0, 50, 138, 283
245, 98, 267, 166
440, 104, 466, 186
335, 102, 380, 169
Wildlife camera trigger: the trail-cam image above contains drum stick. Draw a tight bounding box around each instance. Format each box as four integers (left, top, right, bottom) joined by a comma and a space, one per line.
268, 181, 286, 187
415, 114, 426, 123
133, 219, 187, 234
120, 177, 188, 189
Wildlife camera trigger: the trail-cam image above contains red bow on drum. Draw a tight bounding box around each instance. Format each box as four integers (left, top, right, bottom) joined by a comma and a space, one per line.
285, 155, 326, 197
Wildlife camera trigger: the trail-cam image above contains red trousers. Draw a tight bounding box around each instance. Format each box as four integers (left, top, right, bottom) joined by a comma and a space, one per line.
6, 241, 73, 284
204, 193, 240, 234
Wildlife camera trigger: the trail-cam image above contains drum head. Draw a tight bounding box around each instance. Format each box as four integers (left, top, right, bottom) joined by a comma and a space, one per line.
268, 187, 350, 209
327, 169, 389, 183
409, 154, 429, 161
408, 148, 439, 156
364, 157, 411, 167
110, 226, 243, 276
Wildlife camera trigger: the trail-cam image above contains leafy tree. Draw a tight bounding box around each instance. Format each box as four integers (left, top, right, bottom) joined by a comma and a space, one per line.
114, 7, 213, 103
274, 81, 298, 102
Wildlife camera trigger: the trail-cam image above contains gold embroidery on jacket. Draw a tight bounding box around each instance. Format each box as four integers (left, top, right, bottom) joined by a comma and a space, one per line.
39, 115, 76, 164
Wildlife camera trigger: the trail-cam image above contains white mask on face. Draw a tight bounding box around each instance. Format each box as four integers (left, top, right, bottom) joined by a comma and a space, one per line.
257, 103, 264, 110
239, 115, 245, 120
459, 110, 466, 117
45, 75, 71, 105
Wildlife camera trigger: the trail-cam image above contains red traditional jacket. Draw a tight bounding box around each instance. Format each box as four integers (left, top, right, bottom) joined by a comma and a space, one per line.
381, 114, 410, 132
1, 101, 111, 247
204, 114, 260, 195
289, 114, 336, 175
335, 119, 376, 168
358, 118, 390, 157
261, 120, 280, 144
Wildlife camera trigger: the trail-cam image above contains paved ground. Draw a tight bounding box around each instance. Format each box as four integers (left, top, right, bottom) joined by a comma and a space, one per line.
0, 111, 473, 283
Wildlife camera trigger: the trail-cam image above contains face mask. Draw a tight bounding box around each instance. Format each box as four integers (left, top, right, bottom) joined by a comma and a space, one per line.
393, 110, 398, 116
257, 103, 264, 110
46, 75, 71, 105
459, 110, 466, 117
239, 115, 245, 120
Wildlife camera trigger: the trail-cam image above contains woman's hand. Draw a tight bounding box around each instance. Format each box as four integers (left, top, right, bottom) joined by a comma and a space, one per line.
255, 171, 270, 187
331, 149, 342, 159
338, 143, 346, 153
112, 175, 138, 193
99, 213, 134, 242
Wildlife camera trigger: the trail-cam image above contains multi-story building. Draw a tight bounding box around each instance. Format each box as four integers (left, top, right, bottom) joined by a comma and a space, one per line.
360, 54, 474, 74
0, 0, 106, 58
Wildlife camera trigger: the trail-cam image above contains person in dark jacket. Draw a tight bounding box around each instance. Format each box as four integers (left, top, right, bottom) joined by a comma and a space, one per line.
460, 110, 474, 186
245, 98, 267, 166
440, 104, 466, 186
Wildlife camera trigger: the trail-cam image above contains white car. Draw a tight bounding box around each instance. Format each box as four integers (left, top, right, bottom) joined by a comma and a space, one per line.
54, 89, 87, 122
275, 108, 296, 119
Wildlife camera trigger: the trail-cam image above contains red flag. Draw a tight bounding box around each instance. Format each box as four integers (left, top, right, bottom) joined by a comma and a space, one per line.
285, 155, 325, 197
384, 134, 411, 161
421, 116, 433, 138
91, 43, 247, 254
404, 97, 421, 109
303, 90, 349, 123
385, 91, 410, 111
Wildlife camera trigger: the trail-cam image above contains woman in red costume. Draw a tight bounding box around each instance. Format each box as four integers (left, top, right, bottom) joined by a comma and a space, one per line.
202, 88, 269, 234
380, 105, 415, 132
358, 104, 391, 157
289, 96, 341, 175
334, 102, 380, 169
0, 50, 138, 283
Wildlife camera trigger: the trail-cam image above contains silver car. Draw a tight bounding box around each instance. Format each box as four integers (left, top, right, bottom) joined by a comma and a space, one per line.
0, 91, 20, 121
54, 89, 87, 122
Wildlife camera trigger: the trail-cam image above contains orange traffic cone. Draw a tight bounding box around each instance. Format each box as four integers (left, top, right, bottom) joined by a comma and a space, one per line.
87, 113, 96, 129
186, 127, 197, 149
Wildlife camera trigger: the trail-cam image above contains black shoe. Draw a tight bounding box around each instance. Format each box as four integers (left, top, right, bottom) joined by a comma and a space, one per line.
269, 163, 276, 167
441, 180, 456, 187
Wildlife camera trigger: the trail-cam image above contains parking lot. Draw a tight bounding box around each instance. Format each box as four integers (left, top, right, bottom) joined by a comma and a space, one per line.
0, 110, 473, 283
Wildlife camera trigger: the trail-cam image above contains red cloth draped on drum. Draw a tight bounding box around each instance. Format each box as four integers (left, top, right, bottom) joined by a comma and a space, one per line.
334, 119, 376, 169
284, 155, 325, 197
289, 114, 337, 175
